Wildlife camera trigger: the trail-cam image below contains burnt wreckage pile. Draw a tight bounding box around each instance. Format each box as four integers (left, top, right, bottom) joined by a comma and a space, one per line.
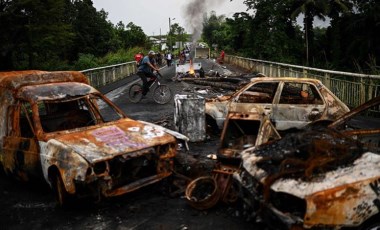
174, 72, 380, 229
1, 69, 380, 229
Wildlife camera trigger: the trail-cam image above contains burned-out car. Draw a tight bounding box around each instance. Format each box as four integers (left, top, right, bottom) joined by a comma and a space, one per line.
235, 96, 380, 229
0, 71, 185, 206
185, 107, 282, 210
218, 106, 281, 164
205, 77, 349, 131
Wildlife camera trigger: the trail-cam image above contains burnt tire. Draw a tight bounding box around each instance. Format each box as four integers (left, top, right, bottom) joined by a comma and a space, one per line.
53, 173, 73, 208
153, 85, 172, 104
129, 83, 143, 103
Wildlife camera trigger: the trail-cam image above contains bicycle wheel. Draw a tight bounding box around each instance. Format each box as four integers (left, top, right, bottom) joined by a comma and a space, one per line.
153, 85, 172, 104
129, 83, 143, 103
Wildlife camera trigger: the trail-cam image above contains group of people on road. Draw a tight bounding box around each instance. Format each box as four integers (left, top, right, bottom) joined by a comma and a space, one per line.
134, 48, 225, 96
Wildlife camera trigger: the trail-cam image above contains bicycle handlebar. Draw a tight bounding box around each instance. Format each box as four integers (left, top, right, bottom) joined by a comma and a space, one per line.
155, 70, 163, 78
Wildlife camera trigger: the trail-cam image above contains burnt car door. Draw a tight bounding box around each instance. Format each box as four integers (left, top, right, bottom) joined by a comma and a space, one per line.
2, 101, 40, 180
229, 82, 279, 117
272, 82, 326, 130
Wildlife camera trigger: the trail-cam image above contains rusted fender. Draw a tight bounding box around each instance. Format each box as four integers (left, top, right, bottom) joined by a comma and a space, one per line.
40, 139, 89, 194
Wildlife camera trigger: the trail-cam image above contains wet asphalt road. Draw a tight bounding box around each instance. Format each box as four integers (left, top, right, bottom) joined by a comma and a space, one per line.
0, 59, 258, 230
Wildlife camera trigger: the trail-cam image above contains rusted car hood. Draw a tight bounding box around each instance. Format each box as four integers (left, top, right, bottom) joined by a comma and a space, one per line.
50, 119, 176, 164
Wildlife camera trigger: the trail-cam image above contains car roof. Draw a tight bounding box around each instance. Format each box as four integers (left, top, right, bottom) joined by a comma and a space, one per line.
0, 70, 89, 91
17, 82, 97, 102
250, 77, 322, 84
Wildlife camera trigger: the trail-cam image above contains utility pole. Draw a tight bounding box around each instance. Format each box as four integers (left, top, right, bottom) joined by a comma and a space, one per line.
169, 17, 175, 52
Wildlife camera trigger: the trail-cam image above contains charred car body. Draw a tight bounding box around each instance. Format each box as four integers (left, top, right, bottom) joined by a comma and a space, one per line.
205, 77, 349, 131
0, 71, 184, 206
235, 96, 380, 229
185, 105, 282, 210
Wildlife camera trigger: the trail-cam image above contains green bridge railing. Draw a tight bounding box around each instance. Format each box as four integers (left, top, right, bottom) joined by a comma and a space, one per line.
226, 55, 380, 108
80, 56, 380, 109
81, 61, 137, 89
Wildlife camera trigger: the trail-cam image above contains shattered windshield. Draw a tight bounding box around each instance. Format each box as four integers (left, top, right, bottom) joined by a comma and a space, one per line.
37, 94, 124, 132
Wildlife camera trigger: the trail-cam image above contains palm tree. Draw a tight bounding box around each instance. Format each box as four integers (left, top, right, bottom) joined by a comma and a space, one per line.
291, 0, 349, 66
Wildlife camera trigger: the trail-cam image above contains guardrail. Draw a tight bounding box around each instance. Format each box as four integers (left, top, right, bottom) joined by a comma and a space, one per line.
81, 61, 137, 89
226, 55, 380, 108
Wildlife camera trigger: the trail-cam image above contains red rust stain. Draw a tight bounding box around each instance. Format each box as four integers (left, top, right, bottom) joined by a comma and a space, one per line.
304, 180, 373, 227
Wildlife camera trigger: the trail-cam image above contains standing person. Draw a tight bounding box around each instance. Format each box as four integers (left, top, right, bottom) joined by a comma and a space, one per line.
180, 50, 185, 64
137, 51, 159, 96
134, 52, 144, 67
156, 52, 162, 66
219, 50, 225, 64
166, 52, 172, 67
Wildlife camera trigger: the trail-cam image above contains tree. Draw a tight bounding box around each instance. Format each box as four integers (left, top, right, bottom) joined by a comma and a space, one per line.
0, 0, 20, 69
0, 0, 74, 69
202, 11, 226, 48
242, 0, 303, 63
168, 23, 186, 50
124, 22, 147, 49
331, 0, 379, 73
71, 0, 115, 59
0, 0, 150, 70
290, 0, 349, 66
224, 13, 251, 53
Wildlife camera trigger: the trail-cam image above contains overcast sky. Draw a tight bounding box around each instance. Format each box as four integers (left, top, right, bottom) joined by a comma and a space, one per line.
92, 0, 249, 36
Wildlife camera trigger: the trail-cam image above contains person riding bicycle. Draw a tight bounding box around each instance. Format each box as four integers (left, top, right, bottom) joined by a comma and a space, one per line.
137, 50, 160, 96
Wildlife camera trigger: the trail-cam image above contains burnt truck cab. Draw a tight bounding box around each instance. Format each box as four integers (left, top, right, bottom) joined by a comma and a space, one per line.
0, 71, 184, 206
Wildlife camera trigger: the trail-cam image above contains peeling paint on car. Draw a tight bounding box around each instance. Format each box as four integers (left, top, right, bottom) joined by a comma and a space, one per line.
237, 107, 380, 229
205, 77, 349, 131
0, 70, 184, 206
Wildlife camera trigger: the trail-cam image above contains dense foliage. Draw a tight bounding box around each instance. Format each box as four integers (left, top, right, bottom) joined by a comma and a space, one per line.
0, 0, 149, 70
1, 0, 378, 74
202, 0, 379, 74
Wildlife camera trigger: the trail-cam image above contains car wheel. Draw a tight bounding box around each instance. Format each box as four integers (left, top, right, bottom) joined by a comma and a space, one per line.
53, 173, 73, 208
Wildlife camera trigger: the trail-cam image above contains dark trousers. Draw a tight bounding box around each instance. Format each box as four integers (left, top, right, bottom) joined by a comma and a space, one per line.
137, 71, 155, 95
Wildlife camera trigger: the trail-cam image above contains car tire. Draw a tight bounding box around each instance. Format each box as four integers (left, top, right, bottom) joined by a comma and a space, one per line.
53, 173, 73, 208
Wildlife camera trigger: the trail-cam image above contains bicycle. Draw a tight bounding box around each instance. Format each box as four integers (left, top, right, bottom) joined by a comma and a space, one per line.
128, 71, 172, 104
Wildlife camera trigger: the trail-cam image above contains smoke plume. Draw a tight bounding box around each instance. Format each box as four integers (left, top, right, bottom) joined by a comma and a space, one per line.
182, 0, 221, 44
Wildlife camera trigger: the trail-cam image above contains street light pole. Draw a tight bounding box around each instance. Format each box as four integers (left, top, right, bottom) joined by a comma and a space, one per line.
168, 17, 175, 52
